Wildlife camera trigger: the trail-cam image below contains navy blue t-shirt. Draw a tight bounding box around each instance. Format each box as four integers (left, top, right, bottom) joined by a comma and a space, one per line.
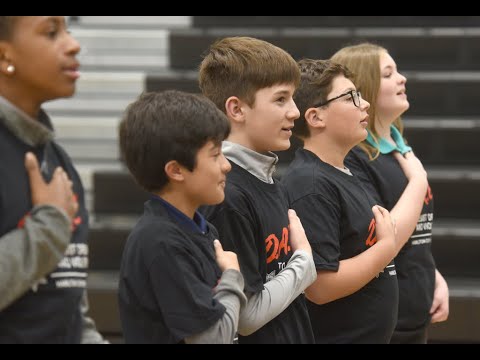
282, 149, 399, 344
202, 161, 314, 344
0, 113, 88, 343
118, 199, 226, 343
346, 146, 435, 333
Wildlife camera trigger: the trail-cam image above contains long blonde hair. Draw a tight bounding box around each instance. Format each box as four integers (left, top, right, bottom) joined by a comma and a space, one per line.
331, 43, 405, 160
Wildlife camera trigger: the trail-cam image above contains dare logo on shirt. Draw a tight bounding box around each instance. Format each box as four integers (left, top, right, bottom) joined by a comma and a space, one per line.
365, 218, 377, 247
265, 227, 290, 264
424, 185, 433, 206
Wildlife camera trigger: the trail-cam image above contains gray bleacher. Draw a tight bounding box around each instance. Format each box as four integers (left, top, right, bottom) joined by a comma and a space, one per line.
61, 16, 480, 343
44, 16, 191, 208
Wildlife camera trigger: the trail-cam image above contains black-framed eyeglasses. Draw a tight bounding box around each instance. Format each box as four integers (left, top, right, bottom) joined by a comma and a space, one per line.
313, 90, 362, 108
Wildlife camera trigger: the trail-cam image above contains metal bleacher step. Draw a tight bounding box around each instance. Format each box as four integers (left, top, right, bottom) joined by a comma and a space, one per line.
74, 16, 192, 29
168, 27, 480, 71
403, 118, 480, 166
67, 17, 192, 72
428, 277, 480, 343
52, 115, 120, 140
94, 170, 149, 215
403, 72, 480, 117
433, 220, 480, 278
192, 16, 480, 28
45, 72, 144, 118
57, 139, 119, 163
76, 163, 124, 214
72, 28, 169, 71
52, 115, 121, 167
88, 216, 138, 271
426, 166, 480, 220
74, 71, 145, 95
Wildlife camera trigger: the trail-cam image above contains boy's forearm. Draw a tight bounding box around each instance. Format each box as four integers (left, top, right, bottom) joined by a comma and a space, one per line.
185, 269, 246, 344
238, 250, 316, 336
0, 205, 71, 311
306, 240, 395, 305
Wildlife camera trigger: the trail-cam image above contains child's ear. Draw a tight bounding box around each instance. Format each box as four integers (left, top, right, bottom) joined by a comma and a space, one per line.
164, 160, 184, 182
305, 108, 326, 129
225, 96, 245, 124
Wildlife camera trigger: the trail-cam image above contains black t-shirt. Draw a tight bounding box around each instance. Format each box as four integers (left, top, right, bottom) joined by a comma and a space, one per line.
0, 115, 88, 343
202, 161, 314, 344
345, 146, 435, 332
118, 199, 226, 343
282, 149, 398, 344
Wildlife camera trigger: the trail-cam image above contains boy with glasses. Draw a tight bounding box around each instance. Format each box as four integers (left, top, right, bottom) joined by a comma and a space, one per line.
313, 89, 362, 108
281, 59, 399, 343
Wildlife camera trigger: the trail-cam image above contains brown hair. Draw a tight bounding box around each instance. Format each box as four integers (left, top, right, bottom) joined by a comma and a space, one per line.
119, 90, 230, 192
199, 36, 300, 113
293, 58, 353, 139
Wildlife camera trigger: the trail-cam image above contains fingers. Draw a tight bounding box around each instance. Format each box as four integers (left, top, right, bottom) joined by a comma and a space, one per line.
288, 209, 298, 224
71, 195, 79, 216
435, 310, 448, 323
60, 171, 74, 193
50, 168, 70, 195
288, 209, 307, 236
25, 152, 44, 189
372, 205, 388, 218
393, 150, 413, 159
24, 152, 78, 219
393, 152, 406, 164
213, 239, 240, 271
287, 208, 311, 254
430, 303, 446, 323
429, 298, 440, 315
372, 205, 395, 231
404, 150, 414, 159
213, 239, 223, 256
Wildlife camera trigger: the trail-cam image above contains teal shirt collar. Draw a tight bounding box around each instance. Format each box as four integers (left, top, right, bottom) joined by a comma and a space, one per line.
366, 125, 412, 154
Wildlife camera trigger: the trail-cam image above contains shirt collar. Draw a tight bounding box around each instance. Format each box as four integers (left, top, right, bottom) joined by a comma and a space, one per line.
152, 195, 208, 234
222, 141, 278, 184
0, 96, 54, 146
366, 125, 412, 155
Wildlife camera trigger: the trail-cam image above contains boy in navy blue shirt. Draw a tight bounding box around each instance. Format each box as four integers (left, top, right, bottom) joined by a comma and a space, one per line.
118, 90, 247, 343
